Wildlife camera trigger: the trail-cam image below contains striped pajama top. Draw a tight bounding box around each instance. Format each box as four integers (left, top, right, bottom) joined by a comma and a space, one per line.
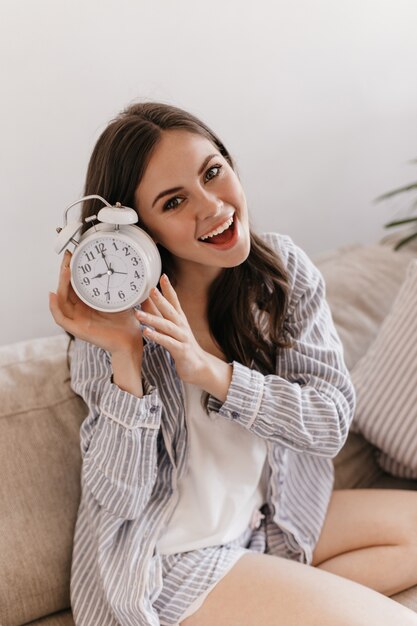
69, 232, 356, 626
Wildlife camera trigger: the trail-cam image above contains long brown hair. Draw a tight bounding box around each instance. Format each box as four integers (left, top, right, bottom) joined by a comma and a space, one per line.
74, 102, 292, 374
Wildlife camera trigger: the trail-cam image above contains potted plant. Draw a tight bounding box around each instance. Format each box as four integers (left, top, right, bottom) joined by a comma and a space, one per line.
377, 159, 417, 250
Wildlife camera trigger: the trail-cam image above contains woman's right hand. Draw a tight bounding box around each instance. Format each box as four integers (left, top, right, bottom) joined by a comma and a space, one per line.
49, 250, 144, 361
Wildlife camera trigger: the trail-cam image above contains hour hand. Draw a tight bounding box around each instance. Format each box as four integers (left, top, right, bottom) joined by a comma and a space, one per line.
91, 272, 106, 279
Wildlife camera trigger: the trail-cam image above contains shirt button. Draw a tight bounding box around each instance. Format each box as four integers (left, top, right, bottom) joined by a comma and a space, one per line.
150, 406, 158, 413
231, 411, 239, 419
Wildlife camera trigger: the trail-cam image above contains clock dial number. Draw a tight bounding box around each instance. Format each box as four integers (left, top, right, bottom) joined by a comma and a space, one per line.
75, 237, 146, 309
95, 243, 107, 254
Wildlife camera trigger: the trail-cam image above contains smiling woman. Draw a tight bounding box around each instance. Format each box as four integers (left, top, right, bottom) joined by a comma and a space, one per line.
49, 101, 417, 626
134, 129, 251, 279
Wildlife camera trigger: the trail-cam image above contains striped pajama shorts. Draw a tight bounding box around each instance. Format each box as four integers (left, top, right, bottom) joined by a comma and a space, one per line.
154, 505, 308, 625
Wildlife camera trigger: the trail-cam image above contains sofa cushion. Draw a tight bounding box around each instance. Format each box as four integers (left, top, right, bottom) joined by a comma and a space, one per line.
314, 243, 416, 489
314, 242, 416, 371
0, 335, 86, 626
350, 259, 417, 478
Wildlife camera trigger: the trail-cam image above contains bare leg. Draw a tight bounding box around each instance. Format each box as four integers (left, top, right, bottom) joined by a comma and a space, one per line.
181, 552, 417, 626
312, 489, 417, 595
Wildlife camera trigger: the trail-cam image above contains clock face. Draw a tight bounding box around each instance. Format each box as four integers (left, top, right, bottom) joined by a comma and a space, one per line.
72, 235, 146, 311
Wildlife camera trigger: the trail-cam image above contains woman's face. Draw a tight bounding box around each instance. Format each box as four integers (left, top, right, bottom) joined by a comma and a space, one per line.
134, 130, 250, 280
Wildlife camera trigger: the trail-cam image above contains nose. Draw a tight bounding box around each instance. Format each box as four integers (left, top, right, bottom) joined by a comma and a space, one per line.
195, 188, 223, 221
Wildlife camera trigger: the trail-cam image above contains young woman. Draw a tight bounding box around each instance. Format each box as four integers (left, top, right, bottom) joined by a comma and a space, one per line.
50, 102, 417, 626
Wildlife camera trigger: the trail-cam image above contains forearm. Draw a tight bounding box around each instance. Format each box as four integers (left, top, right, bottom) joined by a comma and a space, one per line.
203, 359, 354, 456
111, 350, 144, 398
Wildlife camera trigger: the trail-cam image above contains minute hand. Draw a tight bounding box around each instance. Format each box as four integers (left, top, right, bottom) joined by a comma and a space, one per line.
101, 252, 110, 270
108, 263, 127, 276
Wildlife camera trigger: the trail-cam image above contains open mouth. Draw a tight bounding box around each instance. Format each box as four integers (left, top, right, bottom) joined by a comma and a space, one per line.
198, 214, 235, 245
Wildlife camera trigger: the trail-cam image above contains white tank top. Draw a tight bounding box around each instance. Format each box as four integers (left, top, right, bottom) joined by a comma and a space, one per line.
157, 381, 269, 555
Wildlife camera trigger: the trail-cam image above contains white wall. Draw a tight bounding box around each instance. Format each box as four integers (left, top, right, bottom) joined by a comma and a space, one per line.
2, 0, 417, 345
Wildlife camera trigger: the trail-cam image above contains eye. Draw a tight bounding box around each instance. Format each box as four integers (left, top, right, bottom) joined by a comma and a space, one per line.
163, 196, 184, 211
204, 164, 222, 182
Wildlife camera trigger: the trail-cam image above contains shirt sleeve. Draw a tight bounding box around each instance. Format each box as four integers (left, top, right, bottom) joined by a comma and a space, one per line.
207, 234, 356, 458
70, 338, 162, 520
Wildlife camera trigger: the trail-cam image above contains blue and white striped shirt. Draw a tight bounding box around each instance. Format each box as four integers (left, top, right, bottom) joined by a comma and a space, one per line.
70, 233, 355, 626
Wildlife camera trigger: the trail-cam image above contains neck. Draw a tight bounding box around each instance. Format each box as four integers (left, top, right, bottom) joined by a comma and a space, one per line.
175, 280, 209, 321
171, 260, 228, 360
172, 261, 221, 321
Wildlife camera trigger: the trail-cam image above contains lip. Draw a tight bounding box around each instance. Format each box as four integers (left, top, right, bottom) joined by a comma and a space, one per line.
197, 212, 235, 240
198, 214, 239, 250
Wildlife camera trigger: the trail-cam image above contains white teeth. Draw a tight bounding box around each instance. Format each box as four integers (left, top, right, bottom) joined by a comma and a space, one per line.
199, 215, 234, 240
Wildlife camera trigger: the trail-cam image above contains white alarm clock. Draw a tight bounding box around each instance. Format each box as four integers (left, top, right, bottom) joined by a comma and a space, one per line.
55, 194, 161, 313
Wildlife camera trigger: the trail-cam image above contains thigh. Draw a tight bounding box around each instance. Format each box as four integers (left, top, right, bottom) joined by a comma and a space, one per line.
181, 552, 417, 626
312, 489, 417, 567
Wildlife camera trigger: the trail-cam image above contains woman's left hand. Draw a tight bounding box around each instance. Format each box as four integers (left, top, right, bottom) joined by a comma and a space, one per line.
135, 274, 209, 385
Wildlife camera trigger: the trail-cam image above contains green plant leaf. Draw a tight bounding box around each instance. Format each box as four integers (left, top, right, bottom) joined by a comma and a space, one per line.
384, 216, 417, 228
376, 182, 417, 202
394, 230, 417, 250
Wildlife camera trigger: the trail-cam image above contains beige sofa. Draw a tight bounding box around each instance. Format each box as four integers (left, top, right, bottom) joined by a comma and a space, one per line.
1, 236, 417, 625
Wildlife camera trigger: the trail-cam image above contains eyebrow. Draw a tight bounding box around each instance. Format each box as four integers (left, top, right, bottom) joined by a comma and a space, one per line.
151, 153, 219, 208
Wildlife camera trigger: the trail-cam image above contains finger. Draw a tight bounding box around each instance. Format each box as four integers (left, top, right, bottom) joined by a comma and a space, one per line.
57, 251, 73, 309
135, 310, 185, 341
140, 296, 163, 318
159, 274, 183, 313
148, 286, 180, 323
142, 326, 181, 353
67, 280, 79, 306
49, 291, 78, 335
58, 251, 79, 307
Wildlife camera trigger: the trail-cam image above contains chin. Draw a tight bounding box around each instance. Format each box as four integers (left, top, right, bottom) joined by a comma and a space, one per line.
223, 243, 251, 268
